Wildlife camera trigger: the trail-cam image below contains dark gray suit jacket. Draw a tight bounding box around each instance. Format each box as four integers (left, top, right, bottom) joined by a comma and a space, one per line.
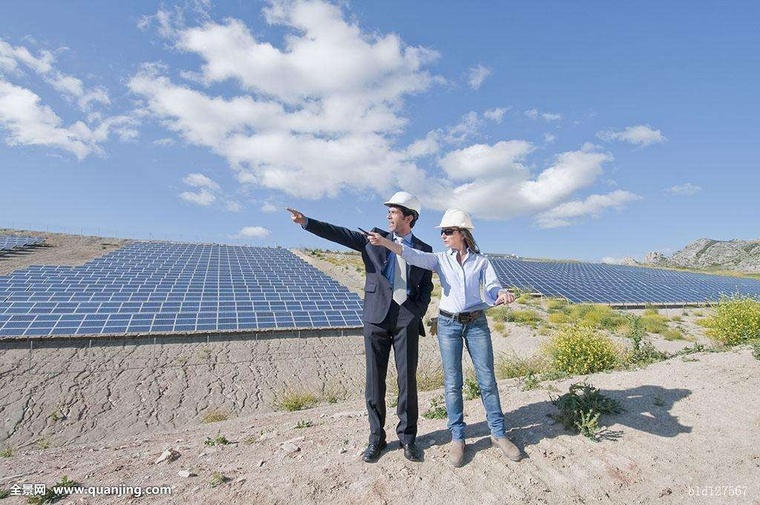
304, 218, 434, 335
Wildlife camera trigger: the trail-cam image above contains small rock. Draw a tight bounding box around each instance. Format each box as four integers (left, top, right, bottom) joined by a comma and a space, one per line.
339, 447, 347, 454
257, 460, 265, 467
177, 470, 195, 478
154, 448, 180, 464
281, 442, 300, 454
659, 488, 673, 498
235, 477, 246, 484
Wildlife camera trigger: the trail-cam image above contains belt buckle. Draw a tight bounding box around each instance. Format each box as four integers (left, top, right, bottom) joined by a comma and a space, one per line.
459, 312, 475, 324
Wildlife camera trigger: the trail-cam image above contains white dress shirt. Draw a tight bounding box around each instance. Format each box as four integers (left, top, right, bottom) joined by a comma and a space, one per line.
401, 246, 502, 313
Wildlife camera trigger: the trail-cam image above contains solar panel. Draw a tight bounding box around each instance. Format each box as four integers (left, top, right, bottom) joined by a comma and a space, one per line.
0, 234, 44, 252
0, 242, 363, 338
488, 257, 760, 304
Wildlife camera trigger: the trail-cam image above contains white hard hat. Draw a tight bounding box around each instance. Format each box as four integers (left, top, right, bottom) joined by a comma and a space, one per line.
436, 208, 474, 230
384, 191, 421, 215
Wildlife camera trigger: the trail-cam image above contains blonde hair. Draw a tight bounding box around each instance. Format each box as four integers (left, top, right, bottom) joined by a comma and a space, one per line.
459, 229, 480, 254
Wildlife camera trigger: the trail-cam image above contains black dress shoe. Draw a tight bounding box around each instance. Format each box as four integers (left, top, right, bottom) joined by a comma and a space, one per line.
402, 441, 422, 462
362, 441, 387, 463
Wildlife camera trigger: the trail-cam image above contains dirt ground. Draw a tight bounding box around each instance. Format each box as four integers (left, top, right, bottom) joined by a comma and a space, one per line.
1, 234, 759, 504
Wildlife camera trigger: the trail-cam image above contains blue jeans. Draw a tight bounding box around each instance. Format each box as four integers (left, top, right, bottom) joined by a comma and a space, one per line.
437, 313, 506, 441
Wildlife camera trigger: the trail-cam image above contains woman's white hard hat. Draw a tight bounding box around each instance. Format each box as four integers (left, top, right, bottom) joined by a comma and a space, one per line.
436, 208, 474, 230
384, 191, 421, 215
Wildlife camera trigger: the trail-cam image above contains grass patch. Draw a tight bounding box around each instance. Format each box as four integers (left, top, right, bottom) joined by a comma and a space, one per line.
639, 308, 669, 334
209, 472, 231, 488
661, 327, 685, 341
507, 309, 542, 328
545, 298, 569, 311
201, 409, 230, 424
551, 382, 623, 440
0, 488, 9, 499
276, 389, 318, 412
421, 395, 447, 419
494, 353, 548, 380
491, 320, 506, 335
295, 419, 313, 429
0, 447, 11, 458
417, 359, 445, 391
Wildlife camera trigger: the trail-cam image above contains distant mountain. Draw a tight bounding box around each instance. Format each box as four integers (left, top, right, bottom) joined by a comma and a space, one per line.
645, 238, 760, 273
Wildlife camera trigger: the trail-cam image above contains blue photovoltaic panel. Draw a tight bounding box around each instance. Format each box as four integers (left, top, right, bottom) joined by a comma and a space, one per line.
0, 235, 44, 251
488, 257, 760, 304
0, 242, 363, 338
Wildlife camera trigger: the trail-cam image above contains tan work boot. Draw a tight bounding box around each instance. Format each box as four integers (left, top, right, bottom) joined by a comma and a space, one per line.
449, 440, 465, 467
491, 436, 522, 462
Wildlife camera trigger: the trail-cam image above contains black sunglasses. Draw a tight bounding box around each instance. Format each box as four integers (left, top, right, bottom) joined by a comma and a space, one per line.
440, 228, 458, 236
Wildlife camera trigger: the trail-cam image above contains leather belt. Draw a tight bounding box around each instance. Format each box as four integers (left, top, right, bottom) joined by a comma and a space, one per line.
439, 309, 484, 324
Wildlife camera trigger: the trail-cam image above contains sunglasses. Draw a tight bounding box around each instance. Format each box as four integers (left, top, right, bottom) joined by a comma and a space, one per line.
440, 228, 458, 236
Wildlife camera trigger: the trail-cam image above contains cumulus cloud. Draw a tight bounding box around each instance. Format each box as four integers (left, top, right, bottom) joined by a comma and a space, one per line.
232, 226, 271, 239
0, 37, 136, 158
260, 201, 279, 213
131, 1, 638, 228
535, 190, 642, 228
466, 64, 491, 90
178, 172, 241, 211
131, 0, 439, 199
597, 124, 666, 146
666, 182, 701, 196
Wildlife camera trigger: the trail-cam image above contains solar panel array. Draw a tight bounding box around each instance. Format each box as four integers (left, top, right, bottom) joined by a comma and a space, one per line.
0, 234, 44, 252
0, 242, 363, 338
489, 257, 760, 304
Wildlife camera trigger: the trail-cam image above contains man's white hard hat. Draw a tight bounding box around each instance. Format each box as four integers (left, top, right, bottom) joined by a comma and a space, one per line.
384, 191, 421, 215
436, 208, 474, 230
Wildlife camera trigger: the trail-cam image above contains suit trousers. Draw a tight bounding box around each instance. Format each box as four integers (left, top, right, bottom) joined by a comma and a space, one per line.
363, 301, 420, 446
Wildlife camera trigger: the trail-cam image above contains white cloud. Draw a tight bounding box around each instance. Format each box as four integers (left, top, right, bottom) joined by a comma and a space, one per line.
666, 182, 701, 195
225, 200, 243, 212
466, 64, 491, 90
535, 190, 642, 228
597, 124, 666, 146
260, 202, 279, 213
131, 2, 640, 228
543, 133, 556, 144
525, 109, 562, 122
232, 226, 271, 239
0, 37, 136, 157
444, 111, 481, 144
131, 1, 440, 199
183, 173, 220, 191
180, 189, 216, 206
439, 140, 533, 180
483, 107, 508, 123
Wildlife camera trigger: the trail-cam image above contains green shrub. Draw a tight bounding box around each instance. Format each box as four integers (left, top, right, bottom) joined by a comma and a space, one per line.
463, 376, 480, 400
489, 306, 510, 322
492, 321, 506, 335
27, 476, 79, 504
702, 295, 760, 345
544, 325, 620, 375
661, 327, 684, 341
551, 382, 623, 440
626, 317, 669, 366
204, 433, 230, 446
421, 395, 447, 419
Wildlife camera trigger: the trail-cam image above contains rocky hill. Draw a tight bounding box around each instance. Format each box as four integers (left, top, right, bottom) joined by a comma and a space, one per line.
645, 238, 760, 274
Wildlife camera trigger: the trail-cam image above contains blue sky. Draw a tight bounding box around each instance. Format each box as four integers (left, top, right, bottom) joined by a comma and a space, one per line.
1, 1, 758, 262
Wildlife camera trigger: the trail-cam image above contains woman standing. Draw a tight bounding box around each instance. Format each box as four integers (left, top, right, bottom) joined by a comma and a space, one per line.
368, 208, 522, 467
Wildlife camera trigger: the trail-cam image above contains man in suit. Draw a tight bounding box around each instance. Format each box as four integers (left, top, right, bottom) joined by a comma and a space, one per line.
287, 191, 433, 462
